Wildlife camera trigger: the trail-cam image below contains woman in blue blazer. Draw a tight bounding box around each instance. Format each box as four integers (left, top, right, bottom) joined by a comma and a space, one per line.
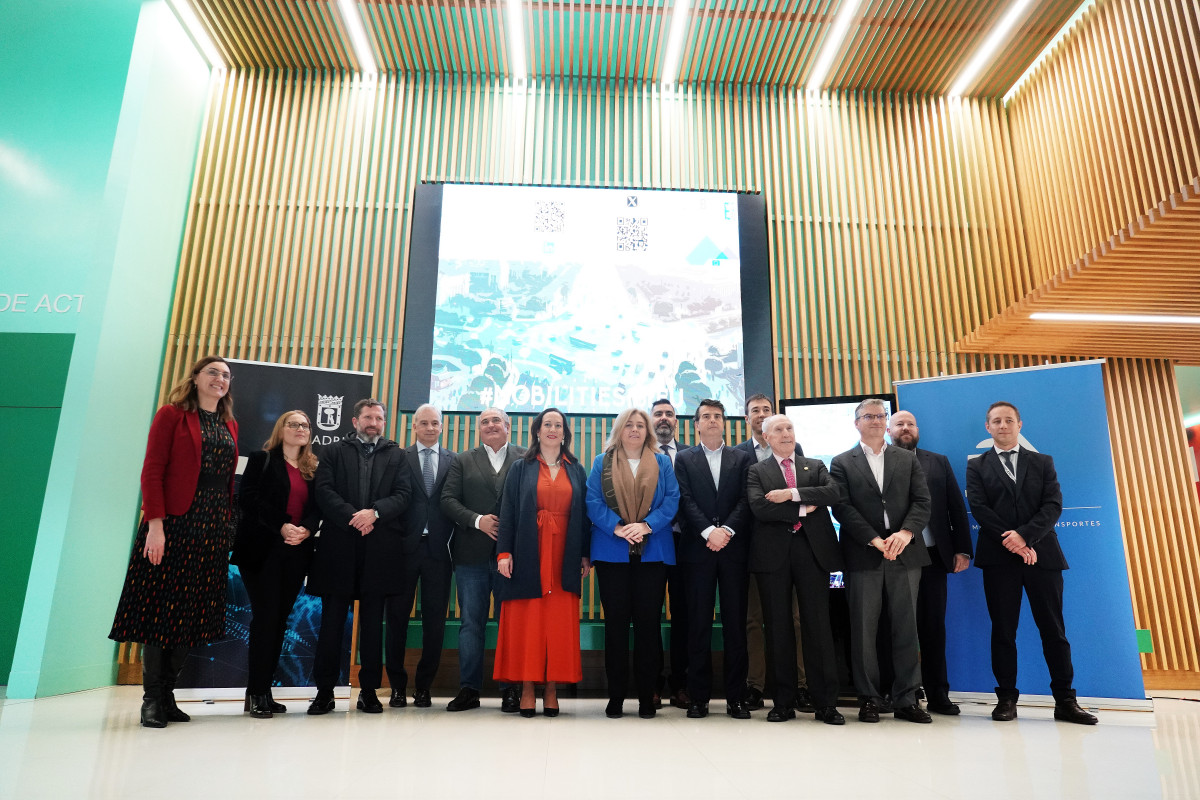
586, 407, 679, 719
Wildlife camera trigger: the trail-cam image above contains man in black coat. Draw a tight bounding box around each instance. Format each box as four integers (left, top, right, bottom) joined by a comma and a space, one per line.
747, 414, 846, 725
830, 398, 931, 724
384, 404, 456, 709
965, 401, 1096, 725
307, 399, 412, 715
674, 399, 754, 719
888, 411, 972, 715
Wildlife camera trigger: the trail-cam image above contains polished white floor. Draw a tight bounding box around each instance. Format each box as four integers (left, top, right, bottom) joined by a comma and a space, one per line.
1, 687, 1197, 799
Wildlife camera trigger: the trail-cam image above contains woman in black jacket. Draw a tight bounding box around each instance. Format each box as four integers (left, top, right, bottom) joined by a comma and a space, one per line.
232, 410, 320, 718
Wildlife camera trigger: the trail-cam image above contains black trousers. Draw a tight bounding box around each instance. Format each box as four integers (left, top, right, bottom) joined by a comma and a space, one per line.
313, 593, 387, 692
757, 534, 840, 709
684, 555, 748, 705
982, 564, 1075, 700
384, 538, 452, 693
240, 551, 308, 695
664, 561, 690, 693
916, 554, 951, 702
596, 560, 667, 704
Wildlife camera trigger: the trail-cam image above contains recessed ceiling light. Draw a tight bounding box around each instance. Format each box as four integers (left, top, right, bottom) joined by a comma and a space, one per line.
1002, 0, 1096, 104
165, 0, 225, 70
337, 0, 378, 76
507, 0, 527, 85
806, 0, 864, 95
660, 0, 692, 87
1030, 312, 1200, 325
948, 0, 1033, 97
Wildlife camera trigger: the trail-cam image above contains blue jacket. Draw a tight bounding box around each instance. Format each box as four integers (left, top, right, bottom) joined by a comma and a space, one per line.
586, 451, 679, 564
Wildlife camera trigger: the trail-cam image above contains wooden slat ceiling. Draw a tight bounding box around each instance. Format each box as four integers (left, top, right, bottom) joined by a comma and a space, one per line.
956, 177, 1200, 363
187, 0, 1085, 95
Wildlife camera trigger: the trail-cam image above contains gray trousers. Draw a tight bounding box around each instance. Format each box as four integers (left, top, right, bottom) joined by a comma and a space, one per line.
846, 559, 922, 707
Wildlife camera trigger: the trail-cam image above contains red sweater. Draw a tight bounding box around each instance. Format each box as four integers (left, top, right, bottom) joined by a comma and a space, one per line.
140, 404, 239, 520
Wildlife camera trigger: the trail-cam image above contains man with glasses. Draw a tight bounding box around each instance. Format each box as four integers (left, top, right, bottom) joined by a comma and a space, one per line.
830, 398, 932, 724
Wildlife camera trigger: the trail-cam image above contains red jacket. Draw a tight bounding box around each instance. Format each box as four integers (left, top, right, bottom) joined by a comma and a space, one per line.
140, 404, 239, 520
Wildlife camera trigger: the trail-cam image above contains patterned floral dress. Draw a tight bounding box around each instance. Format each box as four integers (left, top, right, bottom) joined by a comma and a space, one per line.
109, 409, 236, 648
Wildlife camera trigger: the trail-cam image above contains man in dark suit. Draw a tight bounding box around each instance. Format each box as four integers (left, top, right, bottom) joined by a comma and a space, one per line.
674, 399, 754, 719
440, 407, 525, 713
888, 410, 972, 715
384, 404, 456, 709
651, 397, 690, 709
965, 401, 1096, 725
307, 399, 412, 715
735, 393, 812, 713
830, 397, 932, 724
747, 414, 846, 725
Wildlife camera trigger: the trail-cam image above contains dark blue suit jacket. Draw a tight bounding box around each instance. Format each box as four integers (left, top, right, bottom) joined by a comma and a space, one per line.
404, 444, 456, 562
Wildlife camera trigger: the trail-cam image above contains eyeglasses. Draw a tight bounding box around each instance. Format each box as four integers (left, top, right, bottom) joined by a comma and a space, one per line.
200, 368, 233, 382
856, 413, 888, 422
285, 421, 311, 431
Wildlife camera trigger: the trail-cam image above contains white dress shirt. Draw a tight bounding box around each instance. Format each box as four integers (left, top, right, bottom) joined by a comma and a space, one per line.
699, 443, 735, 541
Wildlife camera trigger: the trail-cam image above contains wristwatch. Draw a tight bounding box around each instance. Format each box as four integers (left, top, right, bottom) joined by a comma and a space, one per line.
372, 508, 380, 520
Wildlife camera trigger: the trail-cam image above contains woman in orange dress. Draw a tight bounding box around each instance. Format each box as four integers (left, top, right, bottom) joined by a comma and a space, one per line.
495, 407, 591, 717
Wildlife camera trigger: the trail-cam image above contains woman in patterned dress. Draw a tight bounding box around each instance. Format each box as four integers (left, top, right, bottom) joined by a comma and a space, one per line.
494, 408, 591, 717
109, 355, 239, 728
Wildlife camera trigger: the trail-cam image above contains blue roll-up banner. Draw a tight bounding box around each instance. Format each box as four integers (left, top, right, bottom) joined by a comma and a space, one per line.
177, 359, 374, 691
896, 360, 1145, 704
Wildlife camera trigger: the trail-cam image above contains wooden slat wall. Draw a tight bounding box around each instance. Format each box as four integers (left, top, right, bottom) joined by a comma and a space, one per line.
1007, 0, 1200, 287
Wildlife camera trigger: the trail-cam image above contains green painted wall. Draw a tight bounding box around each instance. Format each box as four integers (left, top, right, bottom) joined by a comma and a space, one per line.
5, 2, 212, 697
0, 334, 74, 684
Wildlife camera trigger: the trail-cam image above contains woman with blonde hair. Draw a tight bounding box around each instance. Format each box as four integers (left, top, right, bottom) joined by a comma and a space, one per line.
232, 410, 321, 718
585, 407, 680, 719
110, 355, 239, 728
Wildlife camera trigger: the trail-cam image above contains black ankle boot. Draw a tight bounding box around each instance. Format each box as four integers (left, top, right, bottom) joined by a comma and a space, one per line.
245, 692, 274, 718
140, 645, 168, 728
161, 647, 191, 722
265, 688, 286, 714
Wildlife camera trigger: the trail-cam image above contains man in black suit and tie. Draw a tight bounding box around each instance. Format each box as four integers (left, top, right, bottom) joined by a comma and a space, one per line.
888, 411, 972, 715
735, 393, 812, 713
384, 404, 456, 709
965, 401, 1096, 725
674, 399, 754, 719
440, 407, 525, 713
830, 397, 932, 724
747, 414, 846, 725
651, 397, 690, 709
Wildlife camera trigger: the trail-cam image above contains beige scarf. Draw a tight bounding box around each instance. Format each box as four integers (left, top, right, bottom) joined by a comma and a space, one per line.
603, 445, 660, 555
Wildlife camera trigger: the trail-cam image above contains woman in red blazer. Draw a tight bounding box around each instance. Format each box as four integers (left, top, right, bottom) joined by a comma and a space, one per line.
110, 355, 239, 728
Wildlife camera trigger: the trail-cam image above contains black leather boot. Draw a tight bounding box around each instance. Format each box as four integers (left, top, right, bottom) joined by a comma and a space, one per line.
245, 691, 274, 719
265, 688, 286, 714
161, 647, 191, 722
140, 646, 168, 728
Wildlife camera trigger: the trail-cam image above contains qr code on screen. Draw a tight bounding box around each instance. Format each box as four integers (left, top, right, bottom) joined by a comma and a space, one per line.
534, 202, 565, 233
616, 217, 649, 251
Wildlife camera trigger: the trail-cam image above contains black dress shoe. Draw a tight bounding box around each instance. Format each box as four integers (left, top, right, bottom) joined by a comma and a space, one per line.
766, 706, 795, 722
413, 688, 432, 708
389, 689, 407, 708
927, 699, 961, 716
794, 688, 816, 714
357, 689, 384, 713
605, 699, 623, 718
500, 686, 521, 713
744, 686, 765, 711
686, 702, 709, 718
895, 703, 932, 723
246, 693, 274, 719
447, 687, 482, 712
519, 707, 537, 718
265, 690, 286, 714
307, 691, 336, 715
1054, 699, 1098, 725
726, 701, 751, 720
638, 702, 657, 719
878, 695, 895, 714
991, 697, 1018, 721
815, 706, 846, 725
858, 701, 880, 723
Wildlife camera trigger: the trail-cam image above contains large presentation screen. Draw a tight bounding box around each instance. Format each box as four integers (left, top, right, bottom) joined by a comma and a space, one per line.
399, 184, 773, 416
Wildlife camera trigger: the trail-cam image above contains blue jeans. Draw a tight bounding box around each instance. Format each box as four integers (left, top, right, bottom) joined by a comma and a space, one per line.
455, 560, 500, 691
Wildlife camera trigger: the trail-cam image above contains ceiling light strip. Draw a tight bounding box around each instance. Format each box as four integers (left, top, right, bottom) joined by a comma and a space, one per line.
337, 0, 378, 75
1030, 312, 1200, 325
1002, 0, 1096, 104
165, 0, 226, 70
507, 0, 527, 84
806, 0, 864, 94
660, 0, 692, 87
947, 0, 1034, 97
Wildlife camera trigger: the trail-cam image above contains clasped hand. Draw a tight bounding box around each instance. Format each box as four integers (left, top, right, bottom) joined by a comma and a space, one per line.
616, 522, 651, 543
349, 508, 375, 535
280, 523, 311, 546
1002, 530, 1037, 565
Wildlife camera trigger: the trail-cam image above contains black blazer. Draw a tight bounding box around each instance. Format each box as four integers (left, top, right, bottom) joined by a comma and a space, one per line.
308, 436, 413, 598
914, 448, 973, 572
674, 444, 754, 564
441, 444, 527, 566
231, 448, 320, 573
495, 456, 590, 600
404, 444, 456, 562
966, 448, 1066, 570
746, 455, 844, 574
830, 444, 932, 571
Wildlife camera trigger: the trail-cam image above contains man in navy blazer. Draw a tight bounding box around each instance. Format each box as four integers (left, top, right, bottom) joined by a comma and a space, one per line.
384, 404, 456, 709
965, 401, 1096, 725
888, 411, 972, 715
674, 399, 755, 719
